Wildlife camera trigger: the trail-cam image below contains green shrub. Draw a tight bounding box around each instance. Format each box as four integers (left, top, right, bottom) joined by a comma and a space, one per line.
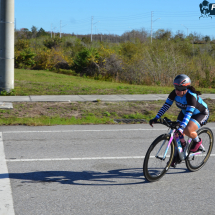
199, 69, 212, 88
33, 48, 72, 71
15, 48, 36, 68
43, 37, 62, 49
72, 48, 100, 76
15, 39, 30, 50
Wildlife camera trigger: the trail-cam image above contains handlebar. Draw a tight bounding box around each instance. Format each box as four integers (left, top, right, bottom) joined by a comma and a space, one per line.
155, 117, 179, 129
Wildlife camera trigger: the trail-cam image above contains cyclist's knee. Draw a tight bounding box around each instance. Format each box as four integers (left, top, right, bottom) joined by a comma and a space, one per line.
183, 123, 198, 138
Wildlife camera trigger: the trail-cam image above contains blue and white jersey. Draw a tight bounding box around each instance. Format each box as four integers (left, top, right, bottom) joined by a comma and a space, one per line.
155, 89, 208, 129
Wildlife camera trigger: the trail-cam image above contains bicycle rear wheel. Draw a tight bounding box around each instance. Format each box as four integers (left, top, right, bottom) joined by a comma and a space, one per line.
185, 127, 214, 172
143, 134, 175, 182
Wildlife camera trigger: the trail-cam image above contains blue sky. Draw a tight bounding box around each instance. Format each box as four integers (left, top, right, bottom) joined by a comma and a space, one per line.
15, 0, 215, 38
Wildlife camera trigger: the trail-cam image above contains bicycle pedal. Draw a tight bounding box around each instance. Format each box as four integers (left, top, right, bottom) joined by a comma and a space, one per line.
198, 146, 205, 152
177, 159, 182, 163
173, 163, 177, 168
189, 148, 204, 153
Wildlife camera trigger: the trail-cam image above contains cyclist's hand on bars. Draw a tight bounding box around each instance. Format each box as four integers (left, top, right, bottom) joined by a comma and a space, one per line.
149, 118, 158, 127
176, 127, 184, 135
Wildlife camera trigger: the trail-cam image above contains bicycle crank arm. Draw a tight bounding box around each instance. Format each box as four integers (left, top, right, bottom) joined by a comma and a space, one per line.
188, 151, 203, 158
155, 156, 166, 161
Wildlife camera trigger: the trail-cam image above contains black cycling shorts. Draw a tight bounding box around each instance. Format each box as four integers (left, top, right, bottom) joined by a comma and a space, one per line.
177, 109, 209, 128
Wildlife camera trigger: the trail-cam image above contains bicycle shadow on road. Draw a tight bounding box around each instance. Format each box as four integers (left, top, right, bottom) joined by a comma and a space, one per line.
0, 167, 189, 186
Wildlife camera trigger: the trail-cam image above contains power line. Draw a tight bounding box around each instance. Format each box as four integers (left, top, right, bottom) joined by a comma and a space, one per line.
17, 10, 215, 37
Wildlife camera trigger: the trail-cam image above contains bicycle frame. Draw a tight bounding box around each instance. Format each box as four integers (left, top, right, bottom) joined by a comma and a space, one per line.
156, 128, 206, 161
162, 129, 175, 159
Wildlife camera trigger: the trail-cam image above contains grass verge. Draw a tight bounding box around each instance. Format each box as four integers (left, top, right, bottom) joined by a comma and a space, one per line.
0, 99, 214, 125
0, 116, 114, 126
2, 69, 215, 96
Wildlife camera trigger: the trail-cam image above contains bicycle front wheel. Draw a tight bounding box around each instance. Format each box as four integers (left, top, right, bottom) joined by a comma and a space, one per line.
185, 127, 214, 172
143, 134, 175, 182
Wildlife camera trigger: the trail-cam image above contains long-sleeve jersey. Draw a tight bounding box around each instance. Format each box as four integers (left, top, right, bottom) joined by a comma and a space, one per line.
155, 89, 208, 130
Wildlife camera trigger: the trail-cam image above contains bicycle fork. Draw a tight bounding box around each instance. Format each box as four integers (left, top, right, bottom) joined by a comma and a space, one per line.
155, 130, 175, 161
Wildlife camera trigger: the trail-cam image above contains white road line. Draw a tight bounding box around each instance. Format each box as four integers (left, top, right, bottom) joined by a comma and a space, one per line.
3, 127, 215, 134
3, 128, 166, 134
6, 154, 215, 162
7, 156, 145, 162
0, 132, 15, 215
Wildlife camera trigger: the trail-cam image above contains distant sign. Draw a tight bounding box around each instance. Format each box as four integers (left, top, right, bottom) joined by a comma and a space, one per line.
210, 3, 215, 15
199, 0, 215, 18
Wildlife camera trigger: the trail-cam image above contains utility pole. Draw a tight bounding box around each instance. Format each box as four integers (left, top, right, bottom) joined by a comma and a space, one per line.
91, 16, 93, 42
105, 30, 110, 42
151, 11, 161, 43
91, 16, 99, 42
60, 20, 61, 38
151, 11, 153, 43
181, 24, 188, 37
0, 0, 14, 92
51, 24, 52, 38
59, 21, 66, 38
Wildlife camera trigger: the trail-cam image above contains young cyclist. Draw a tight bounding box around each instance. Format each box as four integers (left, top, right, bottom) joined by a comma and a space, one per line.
149, 74, 209, 167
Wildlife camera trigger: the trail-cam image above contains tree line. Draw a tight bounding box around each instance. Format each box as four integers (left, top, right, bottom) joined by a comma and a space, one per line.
16, 26, 214, 44
15, 26, 215, 88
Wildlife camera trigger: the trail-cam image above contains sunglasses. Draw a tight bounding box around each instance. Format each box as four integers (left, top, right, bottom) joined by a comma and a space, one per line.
174, 87, 187, 92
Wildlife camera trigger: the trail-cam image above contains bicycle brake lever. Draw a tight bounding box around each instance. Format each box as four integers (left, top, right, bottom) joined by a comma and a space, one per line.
164, 117, 171, 123
163, 118, 170, 126
157, 118, 163, 124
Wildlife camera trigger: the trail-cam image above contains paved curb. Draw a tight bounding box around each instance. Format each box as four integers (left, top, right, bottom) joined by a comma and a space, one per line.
0, 94, 214, 103
0, 102, 13, 109
0, 94, 214, 109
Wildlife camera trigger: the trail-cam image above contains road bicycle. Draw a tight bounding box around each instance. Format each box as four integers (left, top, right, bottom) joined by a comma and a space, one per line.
143, 117, 214, 182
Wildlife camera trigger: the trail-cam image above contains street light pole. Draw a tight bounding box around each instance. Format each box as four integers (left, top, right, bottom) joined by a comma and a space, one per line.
0, 0, 14, 92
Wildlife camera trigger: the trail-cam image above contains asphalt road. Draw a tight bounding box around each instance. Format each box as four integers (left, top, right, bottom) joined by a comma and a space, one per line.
1, 123, 215, 215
